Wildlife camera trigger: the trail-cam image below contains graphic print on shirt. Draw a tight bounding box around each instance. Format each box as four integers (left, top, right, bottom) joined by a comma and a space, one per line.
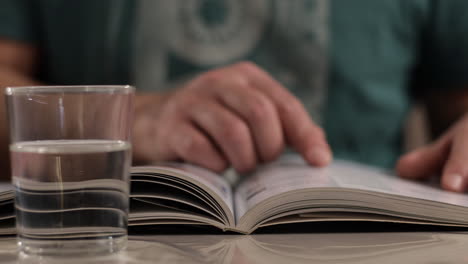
134, 0, 328, 121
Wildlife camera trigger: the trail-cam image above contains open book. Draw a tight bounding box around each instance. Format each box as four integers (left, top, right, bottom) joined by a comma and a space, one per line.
1, 155, 468, 235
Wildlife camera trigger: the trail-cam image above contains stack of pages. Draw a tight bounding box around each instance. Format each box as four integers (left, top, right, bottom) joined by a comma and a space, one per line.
2, 155, 468, 234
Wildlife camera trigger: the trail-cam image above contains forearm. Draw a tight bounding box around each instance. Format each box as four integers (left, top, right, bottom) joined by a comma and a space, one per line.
0, 66, 42, 180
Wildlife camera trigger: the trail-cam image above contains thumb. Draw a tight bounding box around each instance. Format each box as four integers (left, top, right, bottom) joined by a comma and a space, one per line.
396, 135, 451, 180
440, 129, 468, 192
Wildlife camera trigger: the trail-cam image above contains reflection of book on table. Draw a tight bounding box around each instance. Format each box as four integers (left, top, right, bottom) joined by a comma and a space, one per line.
1, 154, 468, 235
132, 232, 455, 264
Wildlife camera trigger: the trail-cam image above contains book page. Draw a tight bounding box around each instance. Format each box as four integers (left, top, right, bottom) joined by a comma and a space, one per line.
329, 160, 468, 207
234, 155, 339, 220
234, 155, 468, 221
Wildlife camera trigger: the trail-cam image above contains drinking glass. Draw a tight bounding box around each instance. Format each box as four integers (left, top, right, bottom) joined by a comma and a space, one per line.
5, 85, 134, 256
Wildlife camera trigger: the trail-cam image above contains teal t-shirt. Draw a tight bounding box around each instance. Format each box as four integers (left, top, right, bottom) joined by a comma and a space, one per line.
2, 0, 468, 168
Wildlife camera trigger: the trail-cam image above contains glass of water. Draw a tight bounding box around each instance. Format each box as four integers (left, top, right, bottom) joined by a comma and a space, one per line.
5, 85, 134, 256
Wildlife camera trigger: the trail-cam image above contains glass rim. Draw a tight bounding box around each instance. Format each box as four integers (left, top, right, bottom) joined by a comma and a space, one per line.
5, 85, 135, 95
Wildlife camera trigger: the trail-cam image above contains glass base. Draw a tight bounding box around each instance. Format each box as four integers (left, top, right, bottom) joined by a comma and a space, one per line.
18, 236, 127, 256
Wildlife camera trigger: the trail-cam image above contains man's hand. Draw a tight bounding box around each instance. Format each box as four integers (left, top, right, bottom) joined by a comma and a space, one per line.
397, 113, 468, 192
132, 62, 332, 173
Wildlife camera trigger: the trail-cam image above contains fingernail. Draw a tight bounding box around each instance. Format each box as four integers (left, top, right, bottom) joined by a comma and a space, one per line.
447, 174, 466, 192
307, 147, 332, 167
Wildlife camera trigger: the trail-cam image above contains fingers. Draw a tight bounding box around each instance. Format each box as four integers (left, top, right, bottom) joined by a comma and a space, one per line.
440, 126, 468, 192
136, 61, 331, 172
133, 114, 228, 172
170, 123, 228, 172
396, 136, 450, 180
189, 101, 257, 172
396, 127, 468, 193
231, 62, 332, 166
215, 77, 284, 163
275, 98, 331, 167
397, 119, 468, 193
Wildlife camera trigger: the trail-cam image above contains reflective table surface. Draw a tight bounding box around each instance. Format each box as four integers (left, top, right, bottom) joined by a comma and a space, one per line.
1, 232, 468, 263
